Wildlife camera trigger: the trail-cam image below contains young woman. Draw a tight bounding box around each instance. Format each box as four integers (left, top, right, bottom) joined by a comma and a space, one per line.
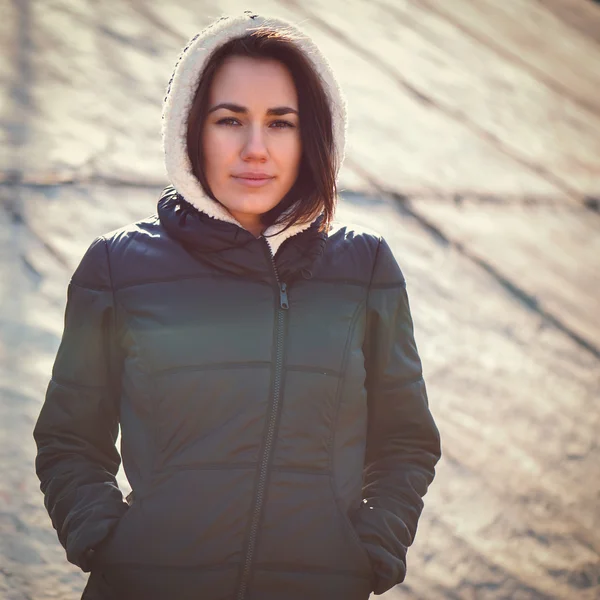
33, 12, 441, 600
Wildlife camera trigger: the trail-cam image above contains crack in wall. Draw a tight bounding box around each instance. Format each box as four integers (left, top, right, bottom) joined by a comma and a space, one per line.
344, 157, 600, 361
402, 0, 600, 121
283, 0, 594, 211
0, 194, 69, 269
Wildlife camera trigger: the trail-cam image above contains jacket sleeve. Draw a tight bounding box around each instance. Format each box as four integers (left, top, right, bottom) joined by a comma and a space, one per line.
354, 237, 442, 595
33, 236, 128, 572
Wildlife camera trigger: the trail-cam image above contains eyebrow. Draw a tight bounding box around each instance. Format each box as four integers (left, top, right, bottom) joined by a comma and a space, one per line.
208, 102, 298, 116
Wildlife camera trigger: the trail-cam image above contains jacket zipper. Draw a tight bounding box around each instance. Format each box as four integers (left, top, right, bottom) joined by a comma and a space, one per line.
235, 238, 289, 600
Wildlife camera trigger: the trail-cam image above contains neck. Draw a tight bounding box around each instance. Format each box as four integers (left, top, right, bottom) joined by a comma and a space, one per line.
228, 210, 264, 238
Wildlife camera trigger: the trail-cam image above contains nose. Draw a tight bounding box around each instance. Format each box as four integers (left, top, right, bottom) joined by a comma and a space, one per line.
241, 123, 268, 162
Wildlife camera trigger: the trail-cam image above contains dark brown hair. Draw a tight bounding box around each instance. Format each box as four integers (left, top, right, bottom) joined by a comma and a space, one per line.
186, 28, 337, 233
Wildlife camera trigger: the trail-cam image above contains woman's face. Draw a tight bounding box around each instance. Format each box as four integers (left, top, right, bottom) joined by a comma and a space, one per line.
202, 55, 302, 235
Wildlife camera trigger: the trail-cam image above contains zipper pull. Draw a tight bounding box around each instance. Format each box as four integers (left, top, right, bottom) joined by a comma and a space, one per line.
279, 283, 289, 310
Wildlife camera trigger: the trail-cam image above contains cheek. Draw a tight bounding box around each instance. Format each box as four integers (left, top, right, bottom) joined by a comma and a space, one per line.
277, 135, 302, 175
203, 130, 236, 182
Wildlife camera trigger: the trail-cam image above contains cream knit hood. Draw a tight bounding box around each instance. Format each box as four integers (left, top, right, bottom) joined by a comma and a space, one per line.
161, 11, 347, 254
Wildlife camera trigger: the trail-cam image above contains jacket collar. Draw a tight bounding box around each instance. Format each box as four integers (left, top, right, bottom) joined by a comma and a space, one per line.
157, 186, 327, 284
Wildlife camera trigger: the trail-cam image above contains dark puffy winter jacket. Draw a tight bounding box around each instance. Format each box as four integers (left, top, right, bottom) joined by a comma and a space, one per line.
34, 188, 441, 600
33, 11, 441, 600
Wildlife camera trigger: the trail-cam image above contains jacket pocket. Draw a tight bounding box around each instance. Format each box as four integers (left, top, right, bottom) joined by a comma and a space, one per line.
81, 568, 117, 599
256, 471, 373, 580
92, 499, 139, 566
329, 482, 373, 577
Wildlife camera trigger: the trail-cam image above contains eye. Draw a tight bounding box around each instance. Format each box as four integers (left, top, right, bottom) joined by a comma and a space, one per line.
270, 120, 296, 129
216, 117, 241, 126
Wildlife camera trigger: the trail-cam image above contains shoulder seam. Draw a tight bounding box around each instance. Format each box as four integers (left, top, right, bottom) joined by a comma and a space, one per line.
372, 281, 406, 290
100, 237, 120, 371
50, 376, 107, 392
100, 236, 117, 307
70, 280, 110, 292
69, 236, 112, 290
367, 236, 383, 293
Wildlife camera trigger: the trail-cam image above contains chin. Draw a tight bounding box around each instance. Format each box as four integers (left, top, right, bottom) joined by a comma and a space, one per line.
222, 192, 283, 217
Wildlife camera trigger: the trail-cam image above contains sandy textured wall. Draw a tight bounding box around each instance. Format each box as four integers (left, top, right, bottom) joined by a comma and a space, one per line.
1, 0, 599, 598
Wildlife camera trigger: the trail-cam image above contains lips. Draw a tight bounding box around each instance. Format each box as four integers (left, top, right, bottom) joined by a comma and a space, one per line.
232, 173, 275, 188
232, 173, 274, 180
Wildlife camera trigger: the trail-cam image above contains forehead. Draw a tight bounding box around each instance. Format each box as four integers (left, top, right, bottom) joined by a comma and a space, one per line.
209, 56, 298, 105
